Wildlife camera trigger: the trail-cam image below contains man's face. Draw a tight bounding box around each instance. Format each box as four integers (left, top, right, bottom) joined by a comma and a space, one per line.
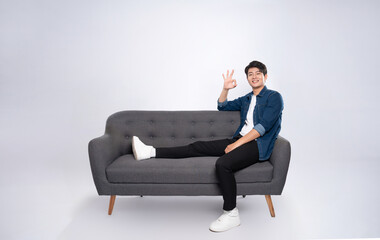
247, 67, 267, 90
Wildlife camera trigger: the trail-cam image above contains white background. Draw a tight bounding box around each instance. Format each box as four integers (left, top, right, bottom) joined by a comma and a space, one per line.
1, 0, 380, 239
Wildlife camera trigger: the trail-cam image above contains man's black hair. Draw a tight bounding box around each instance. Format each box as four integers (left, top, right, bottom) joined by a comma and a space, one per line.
244, 60, 267, 76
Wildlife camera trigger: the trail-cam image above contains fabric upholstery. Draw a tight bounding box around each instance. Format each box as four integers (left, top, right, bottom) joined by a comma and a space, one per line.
106, 155, 273, 184
88, 110, 291, 196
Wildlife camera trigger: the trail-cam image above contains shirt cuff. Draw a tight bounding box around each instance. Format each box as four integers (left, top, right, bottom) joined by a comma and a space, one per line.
217, 99, 228, 108
254, 124, 266, 136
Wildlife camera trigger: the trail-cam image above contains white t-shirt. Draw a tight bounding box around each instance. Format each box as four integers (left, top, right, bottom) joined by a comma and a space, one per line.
239, 95, 256, 136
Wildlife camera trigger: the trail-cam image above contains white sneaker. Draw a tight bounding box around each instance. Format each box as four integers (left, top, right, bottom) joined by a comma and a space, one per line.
209, 208, 241, 232
132, 136, 154, 160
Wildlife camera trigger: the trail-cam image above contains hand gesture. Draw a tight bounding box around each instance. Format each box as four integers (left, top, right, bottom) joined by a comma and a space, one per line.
224, 143, 238, 154
223, 70, 237, 90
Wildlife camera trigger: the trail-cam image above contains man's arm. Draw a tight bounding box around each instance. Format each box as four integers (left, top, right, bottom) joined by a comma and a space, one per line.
253, 92, 283, 135
218, 69, 237, 102
224, 129, 260, 153
218, 88, 229, 103
224, 92, 284, 154
217, 69, 244, 111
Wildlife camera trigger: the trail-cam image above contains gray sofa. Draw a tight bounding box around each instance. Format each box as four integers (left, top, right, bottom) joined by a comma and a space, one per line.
88, 110, 291, 216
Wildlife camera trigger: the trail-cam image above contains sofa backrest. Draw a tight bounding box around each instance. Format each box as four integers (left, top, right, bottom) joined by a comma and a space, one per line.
105, 110, 241, 155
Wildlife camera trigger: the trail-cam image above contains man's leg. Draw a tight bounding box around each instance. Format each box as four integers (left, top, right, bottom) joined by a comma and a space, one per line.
156, 138, 235, 158
215, 140, 260, 211
132, 135, 241, 160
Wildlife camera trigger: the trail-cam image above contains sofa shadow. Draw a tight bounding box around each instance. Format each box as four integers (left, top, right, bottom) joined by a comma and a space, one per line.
57, 195, 267, 239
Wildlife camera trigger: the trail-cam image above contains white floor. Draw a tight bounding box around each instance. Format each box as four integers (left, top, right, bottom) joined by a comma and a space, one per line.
1, 152, 379, 240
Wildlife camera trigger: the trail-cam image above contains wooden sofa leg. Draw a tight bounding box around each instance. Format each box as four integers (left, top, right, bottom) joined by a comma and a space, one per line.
265, 195, 275, 217
108, 195, 116, 215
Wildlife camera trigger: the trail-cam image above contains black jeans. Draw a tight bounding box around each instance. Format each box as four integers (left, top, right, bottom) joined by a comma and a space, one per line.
156, 135, 260, 211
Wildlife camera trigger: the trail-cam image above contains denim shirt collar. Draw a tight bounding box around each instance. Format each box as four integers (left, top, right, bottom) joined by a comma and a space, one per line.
257, 86, 268, 97
248, 85, 268, 98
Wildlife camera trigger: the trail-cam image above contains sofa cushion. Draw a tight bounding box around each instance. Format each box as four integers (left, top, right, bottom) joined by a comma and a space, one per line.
106, 154, 273, 184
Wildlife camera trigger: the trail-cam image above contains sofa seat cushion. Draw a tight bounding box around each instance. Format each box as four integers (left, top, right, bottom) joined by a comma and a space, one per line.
106, 154, 273, 184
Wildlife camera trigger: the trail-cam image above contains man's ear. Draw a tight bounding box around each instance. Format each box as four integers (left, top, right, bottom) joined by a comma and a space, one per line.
264, 74, 268, 82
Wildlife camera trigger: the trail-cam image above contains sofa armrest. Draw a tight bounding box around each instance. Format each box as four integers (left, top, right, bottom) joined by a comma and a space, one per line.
88, 134, 121, 195
268, 135, 291, 195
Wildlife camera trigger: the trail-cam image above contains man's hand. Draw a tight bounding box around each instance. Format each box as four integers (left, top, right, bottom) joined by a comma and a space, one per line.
223, 70, 237, 90
224, 130, 260, 154
225, 143, 239, 154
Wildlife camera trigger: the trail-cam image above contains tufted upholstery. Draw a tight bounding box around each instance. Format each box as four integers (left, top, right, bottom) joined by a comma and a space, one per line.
105, 111, 241, 155
88, 110, 291, 197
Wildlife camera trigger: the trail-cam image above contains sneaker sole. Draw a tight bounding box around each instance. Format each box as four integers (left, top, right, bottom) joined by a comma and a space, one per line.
209, 223, 241, 232
132, 137, 141, 160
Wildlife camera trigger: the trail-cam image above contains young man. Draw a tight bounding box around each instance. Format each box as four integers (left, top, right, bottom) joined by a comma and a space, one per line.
132, 60, 284, 232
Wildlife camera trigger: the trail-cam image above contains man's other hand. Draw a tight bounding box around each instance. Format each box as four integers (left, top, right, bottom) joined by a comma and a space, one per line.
224, 143, 238, 154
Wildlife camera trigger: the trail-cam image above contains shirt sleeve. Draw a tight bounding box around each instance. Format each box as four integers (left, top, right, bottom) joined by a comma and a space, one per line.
253, 92, 284, 136
217, 96, 244, 111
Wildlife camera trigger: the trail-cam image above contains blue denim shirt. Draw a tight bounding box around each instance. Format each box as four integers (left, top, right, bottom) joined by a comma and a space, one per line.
217, 86, 284, 160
